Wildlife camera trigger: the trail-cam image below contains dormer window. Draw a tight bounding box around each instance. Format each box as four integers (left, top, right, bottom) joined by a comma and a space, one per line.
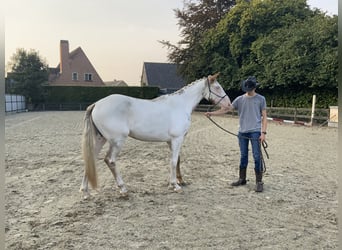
85, 73, 93, 81
72, 72, 78, 81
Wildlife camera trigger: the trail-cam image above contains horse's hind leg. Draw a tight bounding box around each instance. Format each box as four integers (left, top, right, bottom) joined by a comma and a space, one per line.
104, 139, 128, 196
176, 156, 186, 186
95, 134, 107, 158
80, 134, 106, 199
80, 175, 90, 199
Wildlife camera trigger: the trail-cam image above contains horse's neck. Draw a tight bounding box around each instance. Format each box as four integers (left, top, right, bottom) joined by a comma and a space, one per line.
176, 79, 206, 111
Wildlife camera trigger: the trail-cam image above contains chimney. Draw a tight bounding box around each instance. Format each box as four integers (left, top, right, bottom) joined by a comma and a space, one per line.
59, 40, 69, 73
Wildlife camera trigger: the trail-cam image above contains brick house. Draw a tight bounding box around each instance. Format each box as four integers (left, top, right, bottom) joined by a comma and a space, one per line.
48, 40, 104, 86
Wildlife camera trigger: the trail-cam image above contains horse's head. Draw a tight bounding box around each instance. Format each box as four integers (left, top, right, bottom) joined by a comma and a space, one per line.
204, 73, 231, 108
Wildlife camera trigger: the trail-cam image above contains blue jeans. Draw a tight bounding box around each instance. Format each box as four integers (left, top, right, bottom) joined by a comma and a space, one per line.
238, 132, 263, 173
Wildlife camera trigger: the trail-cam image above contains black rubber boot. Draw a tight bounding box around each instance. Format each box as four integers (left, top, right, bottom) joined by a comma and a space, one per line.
231, 168, 247, 186
255, 171, 263, 192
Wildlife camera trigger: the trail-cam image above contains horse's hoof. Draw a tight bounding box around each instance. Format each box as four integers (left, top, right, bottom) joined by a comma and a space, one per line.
82, 192, 90, 199
119, 191, 129, 200
168, 182, 183, 192
120, 190, 128, 197
177, 180, 187, 186
173, 184, 182, 193
80, 188, 90, 199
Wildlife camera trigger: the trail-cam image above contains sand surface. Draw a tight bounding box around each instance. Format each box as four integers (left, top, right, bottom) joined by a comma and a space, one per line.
5, 111, 338, 249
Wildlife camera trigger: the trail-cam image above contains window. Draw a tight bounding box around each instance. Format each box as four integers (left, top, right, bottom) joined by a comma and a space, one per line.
84, 73, 93, 81
72, 72, 78, 81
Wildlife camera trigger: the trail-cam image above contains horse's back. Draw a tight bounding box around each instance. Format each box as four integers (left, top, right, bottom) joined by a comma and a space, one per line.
91, 94, 169, 140
91, 94, 188, 142
96, 94, 134, 108
94, 94, 161, 116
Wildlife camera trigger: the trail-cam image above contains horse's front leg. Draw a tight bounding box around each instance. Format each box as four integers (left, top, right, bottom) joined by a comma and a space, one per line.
168, 138, 184, 192
176, 156, 186, 186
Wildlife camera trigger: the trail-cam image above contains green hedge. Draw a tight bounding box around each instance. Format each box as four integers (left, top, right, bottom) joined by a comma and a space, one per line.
261, 88, 337, 108
225, 88, 337, 109
40, 85, 337, 109
43, 86, 159, 104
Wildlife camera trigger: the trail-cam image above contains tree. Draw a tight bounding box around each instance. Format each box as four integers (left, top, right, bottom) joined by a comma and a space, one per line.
251, 13, 338, 90
163, 0, 337, 107
211, 0, 314, 88
174, 0, 236, 39
7, 48, 48, 103
160, 0, 236, 82
172, 0, 336, 86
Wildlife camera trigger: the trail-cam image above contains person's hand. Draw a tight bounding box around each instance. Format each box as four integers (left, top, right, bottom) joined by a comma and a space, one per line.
205, 112, 211, 117
260, 133, 266, 142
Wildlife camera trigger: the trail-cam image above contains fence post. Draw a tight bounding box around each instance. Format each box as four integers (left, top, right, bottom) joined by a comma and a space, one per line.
310, 95, 316, 126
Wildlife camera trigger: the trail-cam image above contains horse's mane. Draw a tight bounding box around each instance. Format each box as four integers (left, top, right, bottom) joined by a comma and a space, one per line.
152, 77, 206, 101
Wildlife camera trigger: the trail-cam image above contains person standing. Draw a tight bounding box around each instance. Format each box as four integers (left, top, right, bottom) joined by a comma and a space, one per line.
205, 76, 267, 192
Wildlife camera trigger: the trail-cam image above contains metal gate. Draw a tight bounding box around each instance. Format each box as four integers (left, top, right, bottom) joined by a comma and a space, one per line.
5, 94, 26, 113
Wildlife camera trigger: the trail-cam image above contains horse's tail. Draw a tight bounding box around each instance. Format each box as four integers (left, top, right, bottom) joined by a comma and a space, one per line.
82, 103, 98, 189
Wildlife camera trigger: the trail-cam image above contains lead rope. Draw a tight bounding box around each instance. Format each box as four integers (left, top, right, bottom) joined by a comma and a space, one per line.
206, 107, 269, 174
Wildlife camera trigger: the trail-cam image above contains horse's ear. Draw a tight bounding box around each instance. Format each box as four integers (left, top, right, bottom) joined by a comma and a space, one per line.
213, 72, 220, 79
208, 72, 220, 83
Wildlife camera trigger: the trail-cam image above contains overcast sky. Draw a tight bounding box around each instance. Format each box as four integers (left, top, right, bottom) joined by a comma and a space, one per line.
5, 0, 338, 85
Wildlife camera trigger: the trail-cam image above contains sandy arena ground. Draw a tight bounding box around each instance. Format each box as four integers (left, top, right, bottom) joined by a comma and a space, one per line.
5, 111, 338, 249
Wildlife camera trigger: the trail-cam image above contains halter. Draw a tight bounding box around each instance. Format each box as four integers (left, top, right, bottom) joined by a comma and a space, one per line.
206, 77, 228, 108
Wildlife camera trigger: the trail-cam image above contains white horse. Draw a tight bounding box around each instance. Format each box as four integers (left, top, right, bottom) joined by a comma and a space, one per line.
80, 73, 231, 198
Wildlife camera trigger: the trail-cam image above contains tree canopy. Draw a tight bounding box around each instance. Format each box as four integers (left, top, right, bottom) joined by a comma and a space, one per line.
7, 48, 48, 103
164, 0, 337, 107
160, 0, 236, 78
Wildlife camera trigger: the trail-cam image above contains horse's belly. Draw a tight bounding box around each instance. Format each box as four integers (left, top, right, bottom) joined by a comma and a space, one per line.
129, 126, 171, 142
